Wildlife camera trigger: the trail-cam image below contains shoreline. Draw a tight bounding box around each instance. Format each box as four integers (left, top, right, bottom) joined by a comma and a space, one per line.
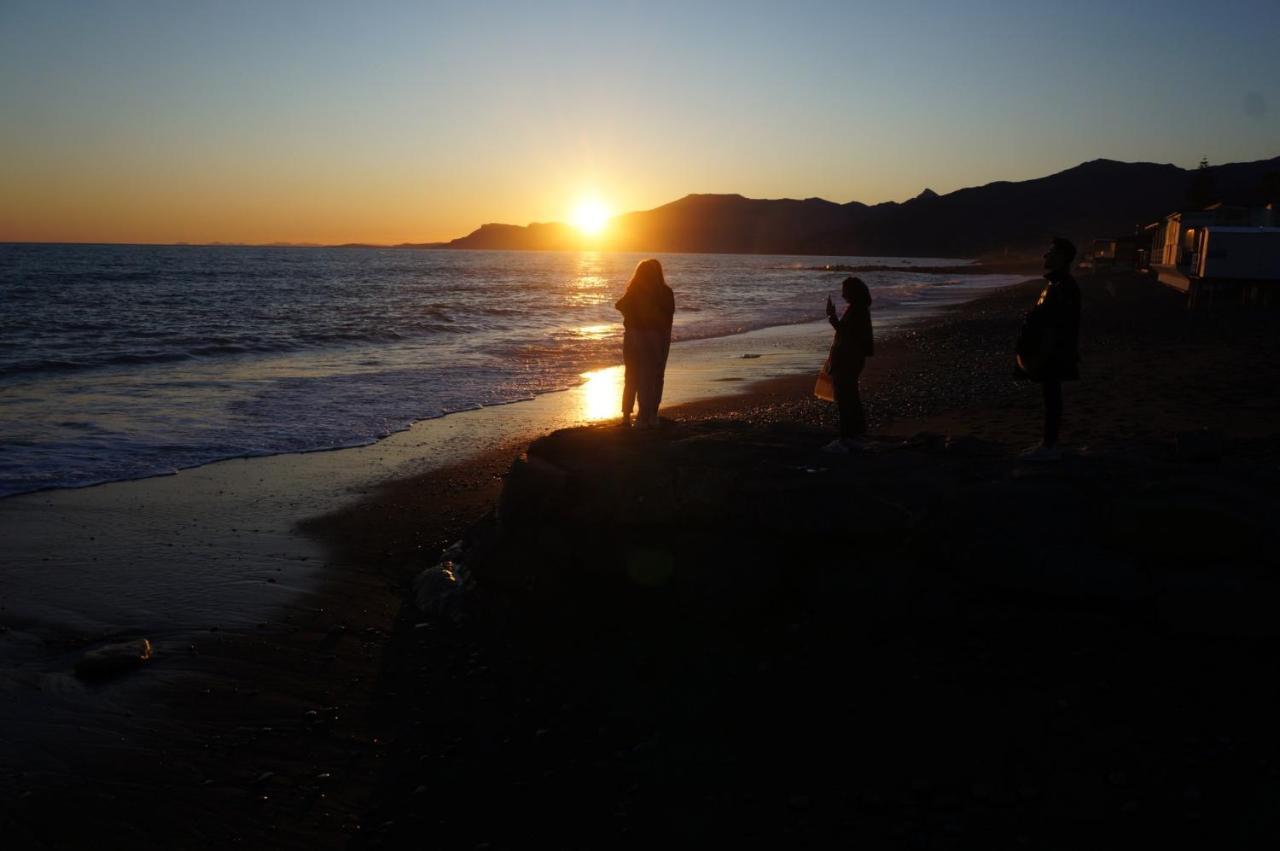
0, 263, 1028, 502
12, 269, 1280, 846
352, 269, 1280, 848
3, 279, 1040, 847
809, 260, 1043, 275
0, 295, 953, 847
349, 269, 1280, 848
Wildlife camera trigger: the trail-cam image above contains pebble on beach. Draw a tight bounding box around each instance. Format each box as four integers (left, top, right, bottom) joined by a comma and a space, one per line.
74, 638, 154, 682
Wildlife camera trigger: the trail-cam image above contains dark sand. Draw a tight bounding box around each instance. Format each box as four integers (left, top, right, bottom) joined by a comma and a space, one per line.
809, 259, 1045, 275
351, 271, 1280, 849
5, 270, 1280, 848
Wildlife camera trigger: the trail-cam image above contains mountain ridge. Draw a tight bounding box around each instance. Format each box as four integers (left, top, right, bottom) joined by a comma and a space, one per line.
440, 156, 1280, 258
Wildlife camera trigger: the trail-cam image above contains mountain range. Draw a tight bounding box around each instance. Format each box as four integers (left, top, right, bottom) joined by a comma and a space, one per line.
431, 156, 1280, 258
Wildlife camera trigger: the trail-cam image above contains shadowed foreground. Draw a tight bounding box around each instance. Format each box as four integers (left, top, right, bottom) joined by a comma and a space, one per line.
357, 421, 1280, 848
6, 272, 1279, 849
338, 272, 1280, 849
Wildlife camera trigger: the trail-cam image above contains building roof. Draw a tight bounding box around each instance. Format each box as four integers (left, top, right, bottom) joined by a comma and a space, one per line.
1201, 226, 1280, 234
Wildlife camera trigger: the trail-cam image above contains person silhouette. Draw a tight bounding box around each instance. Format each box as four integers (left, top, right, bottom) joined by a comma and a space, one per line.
615, 259, 675, 429
1015, 237, 1081, 461
823, 276, 874, 453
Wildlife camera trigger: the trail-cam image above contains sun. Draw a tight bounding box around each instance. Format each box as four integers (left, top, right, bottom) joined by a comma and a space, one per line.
570, 197, 611, 236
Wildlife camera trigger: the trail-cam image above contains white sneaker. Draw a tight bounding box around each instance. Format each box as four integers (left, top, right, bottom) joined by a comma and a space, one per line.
1020, 443, 1063, 462
822, 439, 850, 454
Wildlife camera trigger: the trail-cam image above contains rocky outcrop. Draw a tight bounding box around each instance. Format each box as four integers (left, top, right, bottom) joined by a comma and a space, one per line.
374, 420, 1280, 848
466, 420, 1280, 633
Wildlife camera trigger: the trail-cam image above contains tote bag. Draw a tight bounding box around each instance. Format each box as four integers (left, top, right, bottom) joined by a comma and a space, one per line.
814, 355, 835, 401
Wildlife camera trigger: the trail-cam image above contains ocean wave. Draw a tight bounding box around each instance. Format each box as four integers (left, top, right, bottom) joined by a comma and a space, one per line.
105, 351, 198, 366
0, 358, 92, 376
188, 344, 251, 356
0, 245, 1024, 498
0, 324, 473, 379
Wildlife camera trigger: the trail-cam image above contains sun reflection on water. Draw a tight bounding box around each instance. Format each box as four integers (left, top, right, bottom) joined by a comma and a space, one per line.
574, 323, 614, 340
565, 251, 611, 307
578, 365, 624, 422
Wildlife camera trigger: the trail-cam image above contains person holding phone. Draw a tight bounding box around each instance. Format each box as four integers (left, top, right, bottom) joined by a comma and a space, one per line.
823, 276, 874, 453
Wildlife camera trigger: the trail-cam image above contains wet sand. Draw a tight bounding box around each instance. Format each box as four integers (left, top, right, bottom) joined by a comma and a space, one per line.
6, 269, 1279, 847
0, 315, 850, 847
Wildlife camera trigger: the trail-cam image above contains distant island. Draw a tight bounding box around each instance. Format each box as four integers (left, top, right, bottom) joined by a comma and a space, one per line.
428, 156, 1280, 258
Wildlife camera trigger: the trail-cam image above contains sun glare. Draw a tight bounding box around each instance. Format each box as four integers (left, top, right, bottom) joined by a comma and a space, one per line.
570, 198, 611, 236
578, 365, 624, 421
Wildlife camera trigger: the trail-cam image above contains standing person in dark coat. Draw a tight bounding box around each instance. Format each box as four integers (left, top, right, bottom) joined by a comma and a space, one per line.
823, 276, 874, 453
1015, 237, 1081, 461
615, 259, 675, 429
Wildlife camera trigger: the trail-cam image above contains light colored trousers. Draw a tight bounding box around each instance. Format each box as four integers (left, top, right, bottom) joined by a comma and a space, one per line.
622, 328, 671, 420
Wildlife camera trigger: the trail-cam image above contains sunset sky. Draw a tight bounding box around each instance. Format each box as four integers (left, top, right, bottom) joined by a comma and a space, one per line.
2, 0, 1278, 245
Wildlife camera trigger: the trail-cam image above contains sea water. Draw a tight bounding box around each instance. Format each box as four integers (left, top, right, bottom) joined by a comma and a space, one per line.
0, 245, 1026, 497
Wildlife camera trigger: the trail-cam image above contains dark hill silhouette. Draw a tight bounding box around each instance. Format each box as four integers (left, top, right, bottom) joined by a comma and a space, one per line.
609, 194, 862, 255
440, 222, 579, 251
439, 155, 1280, 257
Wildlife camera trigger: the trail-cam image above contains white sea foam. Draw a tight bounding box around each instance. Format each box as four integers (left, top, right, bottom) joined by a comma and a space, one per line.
0, 245, 1027, 496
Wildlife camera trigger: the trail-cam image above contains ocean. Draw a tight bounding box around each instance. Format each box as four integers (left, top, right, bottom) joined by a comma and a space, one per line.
0, 244, 1027, 497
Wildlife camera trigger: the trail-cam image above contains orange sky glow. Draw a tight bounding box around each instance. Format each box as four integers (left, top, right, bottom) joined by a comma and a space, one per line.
2, 4, 1277, 246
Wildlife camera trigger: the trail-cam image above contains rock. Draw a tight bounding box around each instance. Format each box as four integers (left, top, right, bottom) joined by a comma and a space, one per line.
932, 479, 1149, 600
625, 548, 676, 588
413, 562, 466, 621
673, 465, 742, 521
74, 638, 153, 681
497, 452, 569, 527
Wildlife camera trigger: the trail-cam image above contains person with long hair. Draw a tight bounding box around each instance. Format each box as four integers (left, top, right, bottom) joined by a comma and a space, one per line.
823, 276, 874, 452
614, 258, 675, 428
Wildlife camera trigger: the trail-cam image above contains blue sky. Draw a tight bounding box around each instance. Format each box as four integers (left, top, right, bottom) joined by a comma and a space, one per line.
2, 0, 1277, 243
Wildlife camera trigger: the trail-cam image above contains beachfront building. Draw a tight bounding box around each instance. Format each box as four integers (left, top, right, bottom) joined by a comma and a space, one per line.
1088, 238, 1117, 270
1148, 204, 1280, 304
1150, 204, 1277, 279
1083, 228, 1153, 272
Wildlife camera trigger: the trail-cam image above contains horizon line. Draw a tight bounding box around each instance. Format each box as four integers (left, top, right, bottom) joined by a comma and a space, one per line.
5, 153, 1277, 248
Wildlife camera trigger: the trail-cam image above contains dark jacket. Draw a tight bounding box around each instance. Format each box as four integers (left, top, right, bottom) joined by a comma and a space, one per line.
828, 304, 874, 377
615, 283, 674, 332
1015, 271, 1080, 382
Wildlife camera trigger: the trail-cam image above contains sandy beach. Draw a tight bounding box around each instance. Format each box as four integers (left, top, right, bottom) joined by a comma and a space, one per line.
6, 2, 1279, 846
0, 304, 856, 846
5, 269, 1280, 848
351, 270, 1280, 849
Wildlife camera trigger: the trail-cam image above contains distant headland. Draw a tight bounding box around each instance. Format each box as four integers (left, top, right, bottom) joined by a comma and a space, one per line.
26, 156, 1276, 258
420, 155, 1280, 258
